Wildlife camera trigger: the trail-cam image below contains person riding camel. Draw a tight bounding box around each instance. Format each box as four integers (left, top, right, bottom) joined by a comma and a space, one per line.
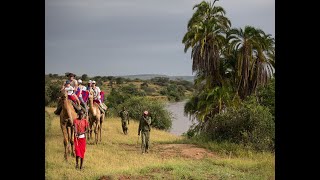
54, 73, 80, 115
91, 81, 107, 113
65, 72, 78, 90
87, 80, 92, 91
76, 79, 88, 112
64, 80, 81, 107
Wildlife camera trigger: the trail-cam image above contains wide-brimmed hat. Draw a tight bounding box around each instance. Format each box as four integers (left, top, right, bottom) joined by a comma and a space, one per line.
66, 72, 76, 77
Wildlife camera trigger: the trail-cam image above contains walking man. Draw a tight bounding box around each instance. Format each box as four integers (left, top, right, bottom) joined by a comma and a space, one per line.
138, 111, 151, 154
119, 106, 129, 135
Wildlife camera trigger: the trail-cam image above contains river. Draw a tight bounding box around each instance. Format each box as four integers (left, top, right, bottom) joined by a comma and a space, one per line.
165, 100, 194, 136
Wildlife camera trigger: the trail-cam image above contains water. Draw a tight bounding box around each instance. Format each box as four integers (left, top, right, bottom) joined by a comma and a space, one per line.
165, 100, 194, 135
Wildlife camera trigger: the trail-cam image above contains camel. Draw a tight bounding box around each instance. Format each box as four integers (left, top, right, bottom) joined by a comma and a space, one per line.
59, 90, 77, 160
87, 89, 105, 144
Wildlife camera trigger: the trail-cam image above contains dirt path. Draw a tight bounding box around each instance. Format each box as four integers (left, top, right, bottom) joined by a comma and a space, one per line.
154, 143, 217, 160
119, 143, 217, 160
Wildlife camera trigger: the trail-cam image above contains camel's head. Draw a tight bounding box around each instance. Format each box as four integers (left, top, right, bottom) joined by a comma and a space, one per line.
58, 89, 68, 100
88, 88, 94, 100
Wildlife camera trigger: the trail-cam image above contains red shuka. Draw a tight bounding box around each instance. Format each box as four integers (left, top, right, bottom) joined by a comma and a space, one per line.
73, 118, 89, 158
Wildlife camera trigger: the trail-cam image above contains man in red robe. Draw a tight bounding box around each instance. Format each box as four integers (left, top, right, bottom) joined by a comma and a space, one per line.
73, 110, 89, 170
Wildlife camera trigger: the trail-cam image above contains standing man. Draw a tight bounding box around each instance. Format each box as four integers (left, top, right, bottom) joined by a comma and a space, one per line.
138, 111, 151, 154
73, 110, 89, 170
119, 107, 129, 135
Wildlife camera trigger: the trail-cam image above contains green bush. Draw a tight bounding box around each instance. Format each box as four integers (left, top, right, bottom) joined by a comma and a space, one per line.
106, 88, 127, 109
160, 84, 185, 101
45, 110, 52, 136
120, 84, 145, 96
118, 96, 172, 130
257, 79, 275, 117
142, 86, 156, 95
45, 79, 63, 106
150, 77, 170, 86
203, 97, 274, 151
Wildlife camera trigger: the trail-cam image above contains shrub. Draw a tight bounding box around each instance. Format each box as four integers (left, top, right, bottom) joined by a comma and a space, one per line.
142, 86, 156, 95
257, 79, 275, 117
204, 97, 274, 151
118, 96, 172, 130
45, 79, 63, 106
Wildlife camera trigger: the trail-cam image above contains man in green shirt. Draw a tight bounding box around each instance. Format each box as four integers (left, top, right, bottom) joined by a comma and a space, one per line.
119, 106, 129, 135
138, 111, 151, 154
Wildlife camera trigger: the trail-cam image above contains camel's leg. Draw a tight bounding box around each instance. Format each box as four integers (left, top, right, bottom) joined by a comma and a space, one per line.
70, 123, 75, 157
89, 120, 93, 141
86, 118, 90, 140
60, 124, 69, 161
94, 121, 98, 145
86, 121, 90, 141
100, 115, 103, 142
66, 126, 71, 155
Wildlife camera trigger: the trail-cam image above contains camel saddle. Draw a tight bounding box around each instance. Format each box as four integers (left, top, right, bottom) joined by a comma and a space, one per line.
70, 100, 82, 112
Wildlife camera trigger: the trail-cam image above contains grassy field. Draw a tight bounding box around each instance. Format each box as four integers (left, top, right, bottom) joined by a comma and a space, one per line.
45, 107, 274, 180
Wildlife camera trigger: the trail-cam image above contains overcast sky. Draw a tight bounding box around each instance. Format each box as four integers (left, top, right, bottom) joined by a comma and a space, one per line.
45, 0, 275, 77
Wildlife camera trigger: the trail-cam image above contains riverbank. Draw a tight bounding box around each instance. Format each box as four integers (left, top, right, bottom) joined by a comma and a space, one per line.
45, 107, 274, 179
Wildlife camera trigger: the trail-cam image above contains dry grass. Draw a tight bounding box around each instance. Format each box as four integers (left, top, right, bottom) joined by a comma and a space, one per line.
45, 107, 274, 180
45, 107, 181, 179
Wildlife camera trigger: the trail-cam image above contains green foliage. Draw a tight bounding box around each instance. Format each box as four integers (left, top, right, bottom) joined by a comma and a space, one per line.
181, 0, 275, 151
120, 84, 145, 96
106, 76, 115, 81
171, 79, 194, 91
141, 86, 156, 95
81, 74, 88, 81
140, 82, 148, 88
45, 79, 63, 106
160, 84, 186, 101
203, 97, 274, 151
45, 110, 52, 136
106, 88, 127, 109
118, 96, 172, 130
151, 77, 170, 86
257, 79, 275, 117
106, 84, 146, 112
116, 77, 124, 84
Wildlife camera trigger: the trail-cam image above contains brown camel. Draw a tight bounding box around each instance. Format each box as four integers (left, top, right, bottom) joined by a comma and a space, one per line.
59, 90, 77, 160
87, 89, 105, 144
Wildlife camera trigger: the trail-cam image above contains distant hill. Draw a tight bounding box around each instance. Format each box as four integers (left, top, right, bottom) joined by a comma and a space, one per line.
121, 74, 194, 82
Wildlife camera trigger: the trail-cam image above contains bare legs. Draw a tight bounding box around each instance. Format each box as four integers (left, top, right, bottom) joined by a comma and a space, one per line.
75, 156, 84, 170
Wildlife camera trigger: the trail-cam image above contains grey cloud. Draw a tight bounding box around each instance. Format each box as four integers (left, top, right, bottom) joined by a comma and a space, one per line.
45, 0, 274, 76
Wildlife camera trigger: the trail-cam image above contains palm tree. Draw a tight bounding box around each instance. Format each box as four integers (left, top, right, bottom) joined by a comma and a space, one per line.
182, 1, 231, 87
227, 26, 275, 99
